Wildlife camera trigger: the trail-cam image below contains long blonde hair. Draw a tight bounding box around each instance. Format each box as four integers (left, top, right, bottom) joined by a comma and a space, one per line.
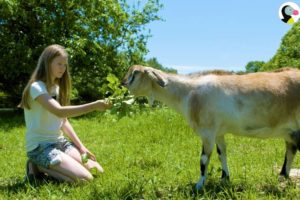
19, 44, 71, 109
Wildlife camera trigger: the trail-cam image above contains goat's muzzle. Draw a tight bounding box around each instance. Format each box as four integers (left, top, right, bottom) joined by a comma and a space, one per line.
121, 80, 128, 87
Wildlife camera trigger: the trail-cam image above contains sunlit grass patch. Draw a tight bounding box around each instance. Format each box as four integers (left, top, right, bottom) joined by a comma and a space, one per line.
1, 108, 300, 199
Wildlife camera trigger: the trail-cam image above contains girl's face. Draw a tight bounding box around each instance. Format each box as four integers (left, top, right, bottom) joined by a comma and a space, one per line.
50, 55, 68, 81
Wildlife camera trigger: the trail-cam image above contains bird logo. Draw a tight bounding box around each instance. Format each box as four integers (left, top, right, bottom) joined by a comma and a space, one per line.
279, 2, 300, 24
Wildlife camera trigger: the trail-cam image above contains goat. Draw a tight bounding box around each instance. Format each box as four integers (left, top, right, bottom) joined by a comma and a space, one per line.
122, 65, 300, 190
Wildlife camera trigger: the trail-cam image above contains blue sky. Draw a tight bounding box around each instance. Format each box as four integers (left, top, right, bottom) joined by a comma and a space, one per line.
132, 0, 296, 74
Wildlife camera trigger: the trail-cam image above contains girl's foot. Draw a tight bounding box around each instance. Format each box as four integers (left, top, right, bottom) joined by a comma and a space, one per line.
25, 160, 40, 182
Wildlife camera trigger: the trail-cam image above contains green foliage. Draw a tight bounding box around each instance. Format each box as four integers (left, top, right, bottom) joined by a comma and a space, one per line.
245, 61, 265, 73
105, 73, 127, 97
102, 73, 138, 118
2, 109, 300, 199
262, 21, 300, 70
0, 0, 163, 106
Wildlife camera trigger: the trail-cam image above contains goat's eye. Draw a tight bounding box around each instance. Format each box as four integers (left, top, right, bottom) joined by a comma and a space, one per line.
133, 70, 140, 75
128, 71, 136, 84
128, 70, 141, 85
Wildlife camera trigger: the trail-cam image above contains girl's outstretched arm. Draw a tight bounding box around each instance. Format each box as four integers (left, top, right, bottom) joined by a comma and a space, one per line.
35, 93, 111, 118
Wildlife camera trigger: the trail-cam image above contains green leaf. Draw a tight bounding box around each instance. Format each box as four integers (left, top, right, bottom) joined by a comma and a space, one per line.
122, 98, 135, 105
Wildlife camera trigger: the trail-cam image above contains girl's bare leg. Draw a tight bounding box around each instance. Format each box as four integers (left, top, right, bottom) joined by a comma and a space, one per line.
66, 148, 104, 173
37, 152, 93, 182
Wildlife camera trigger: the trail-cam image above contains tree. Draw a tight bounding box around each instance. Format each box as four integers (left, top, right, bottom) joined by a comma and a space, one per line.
145, 57, 177, 73
262, 21, 300, 71
0, 0, 162, 106
245, 61, 265, 73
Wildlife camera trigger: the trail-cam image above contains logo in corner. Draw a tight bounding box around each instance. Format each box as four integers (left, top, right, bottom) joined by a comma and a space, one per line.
279, 2, 300, 24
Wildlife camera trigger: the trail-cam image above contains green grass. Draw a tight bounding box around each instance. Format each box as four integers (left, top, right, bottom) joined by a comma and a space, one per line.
1, 108, 300, 199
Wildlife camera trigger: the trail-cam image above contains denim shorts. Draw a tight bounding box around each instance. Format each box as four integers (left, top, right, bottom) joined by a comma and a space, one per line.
27, 138, 75, 168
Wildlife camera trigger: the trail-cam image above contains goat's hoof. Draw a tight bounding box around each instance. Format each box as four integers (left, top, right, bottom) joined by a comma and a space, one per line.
278, 175, 288, 182
195, 182, 204, 191
221, 176, 230, 183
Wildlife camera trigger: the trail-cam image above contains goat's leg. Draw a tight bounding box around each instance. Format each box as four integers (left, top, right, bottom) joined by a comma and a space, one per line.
216, 136, 229, 181
196, 136, 214, 190
280, 141, 297, 178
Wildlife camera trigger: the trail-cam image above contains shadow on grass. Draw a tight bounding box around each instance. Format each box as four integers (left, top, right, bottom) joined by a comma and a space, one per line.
167, 180, 248, 199
261, 184, 284, 197
0, 109, 24, 131
195, 179, 299, 199
0, 177, 27, 194
0, 175, 62, 194
120, 179, 290, 199
85, 179, 253, 199
261, 178, 300, 198
198, 180, 249, 199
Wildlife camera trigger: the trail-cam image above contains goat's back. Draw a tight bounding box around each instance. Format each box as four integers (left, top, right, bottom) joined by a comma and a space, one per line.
188, 68, 300, 136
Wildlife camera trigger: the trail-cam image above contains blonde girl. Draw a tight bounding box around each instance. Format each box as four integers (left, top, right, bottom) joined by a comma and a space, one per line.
20, 44, 111, 182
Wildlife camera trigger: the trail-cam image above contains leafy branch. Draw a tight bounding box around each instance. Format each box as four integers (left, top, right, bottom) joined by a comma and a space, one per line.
104, 73, 137, 118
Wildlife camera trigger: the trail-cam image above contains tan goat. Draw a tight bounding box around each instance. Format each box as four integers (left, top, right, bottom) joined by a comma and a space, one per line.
122, 65, 300, 190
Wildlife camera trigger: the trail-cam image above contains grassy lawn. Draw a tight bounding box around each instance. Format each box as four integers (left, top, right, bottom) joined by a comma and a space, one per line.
1, 108, 300, 199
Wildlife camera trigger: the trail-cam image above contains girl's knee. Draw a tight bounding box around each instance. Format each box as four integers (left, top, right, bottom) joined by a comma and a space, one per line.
83, 173, 93, 181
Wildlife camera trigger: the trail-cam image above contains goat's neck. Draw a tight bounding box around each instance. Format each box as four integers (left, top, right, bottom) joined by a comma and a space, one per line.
151, 77, 193, 114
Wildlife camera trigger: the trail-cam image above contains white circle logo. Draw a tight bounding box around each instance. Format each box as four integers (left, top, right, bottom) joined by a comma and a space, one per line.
279, 2, 300, 24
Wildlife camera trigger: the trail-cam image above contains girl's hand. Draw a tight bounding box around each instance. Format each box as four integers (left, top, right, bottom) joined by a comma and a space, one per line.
79, 146, 97, 161
95, 99, 112, 111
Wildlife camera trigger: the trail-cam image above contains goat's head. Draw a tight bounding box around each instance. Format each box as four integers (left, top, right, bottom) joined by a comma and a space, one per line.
122, 65, 168, 96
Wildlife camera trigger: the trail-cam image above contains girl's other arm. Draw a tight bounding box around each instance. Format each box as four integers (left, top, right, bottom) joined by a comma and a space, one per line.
61, 119, 97, 160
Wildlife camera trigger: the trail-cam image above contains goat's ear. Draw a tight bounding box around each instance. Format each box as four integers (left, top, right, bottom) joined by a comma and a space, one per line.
145, 69, 168, 87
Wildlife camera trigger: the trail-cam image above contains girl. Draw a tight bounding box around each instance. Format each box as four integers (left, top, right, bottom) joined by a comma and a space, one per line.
19, 44, 111, 183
